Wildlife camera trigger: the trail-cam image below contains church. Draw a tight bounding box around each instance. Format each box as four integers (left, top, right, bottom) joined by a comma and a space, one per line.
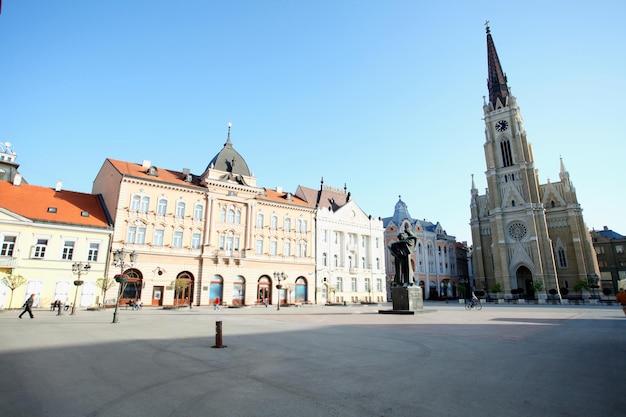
469, 25, 599, 300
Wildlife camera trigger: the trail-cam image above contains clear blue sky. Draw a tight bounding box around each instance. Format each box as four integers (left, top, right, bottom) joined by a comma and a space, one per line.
2, 1, 625, 244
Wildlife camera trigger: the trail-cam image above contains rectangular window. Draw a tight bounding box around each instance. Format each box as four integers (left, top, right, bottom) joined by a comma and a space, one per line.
1, 235, 17, 256
136, 227, 146, 245
219, 236, 225, 250
140, 196, 150, 212
336, 277, 343, 292
234, 237, 240, 250
153, 230, 164, 246
126, 227, 136, 244
270, 241, 277, 255
284, 242, 291, 256
191, 233, 201, 249
323, 229, 328, 242
88, 242, 100, 262
351, 278, 357, 292
376, 279, 382, 292
62, 241, 75, 260
173, 231, 183, 248
33, 238, 48, 258
616, 245, 624, 254
256, 239, 263, 254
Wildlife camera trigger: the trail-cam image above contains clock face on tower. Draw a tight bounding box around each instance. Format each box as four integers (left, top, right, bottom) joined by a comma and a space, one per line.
495, 120, 509, 132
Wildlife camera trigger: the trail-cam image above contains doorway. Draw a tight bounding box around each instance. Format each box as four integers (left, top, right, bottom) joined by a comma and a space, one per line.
152, 286, 164, 306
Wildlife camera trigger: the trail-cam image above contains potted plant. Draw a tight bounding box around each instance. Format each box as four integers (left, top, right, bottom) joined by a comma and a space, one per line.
532, 280, 546, 303
491, 281, 504, 303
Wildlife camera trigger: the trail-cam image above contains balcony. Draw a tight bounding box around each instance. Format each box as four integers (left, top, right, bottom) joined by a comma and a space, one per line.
0, 256, 17, 267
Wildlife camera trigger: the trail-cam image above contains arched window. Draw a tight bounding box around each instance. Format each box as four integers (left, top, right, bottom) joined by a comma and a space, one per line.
157, 198, 167, 215
235, 209, 242, 224
284, 217, 291, 232
558, 248, 567, 268
500, 139, 513, 167
227, 209, 235, 223
176, 201, 185, 217
193, 204, 203, 219
322, 252, 328, 266
256, 213, 264, 227
270, 215, 278, 230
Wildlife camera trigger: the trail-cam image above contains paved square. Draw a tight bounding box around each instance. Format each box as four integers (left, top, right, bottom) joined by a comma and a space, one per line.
1, 302, 624, 417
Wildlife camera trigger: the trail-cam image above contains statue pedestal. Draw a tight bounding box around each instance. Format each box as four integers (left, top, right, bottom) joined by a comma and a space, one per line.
380, 286, 423, 314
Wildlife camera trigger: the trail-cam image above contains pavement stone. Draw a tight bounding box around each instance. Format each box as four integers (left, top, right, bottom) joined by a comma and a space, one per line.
1, 301, 625, 417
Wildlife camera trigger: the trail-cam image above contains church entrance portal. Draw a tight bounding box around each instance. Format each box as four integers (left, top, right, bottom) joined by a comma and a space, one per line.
515, 266, 533, 299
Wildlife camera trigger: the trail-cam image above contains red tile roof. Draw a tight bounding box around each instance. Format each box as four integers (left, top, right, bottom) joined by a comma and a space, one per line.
107, 158, 197, 186
0, 181, 111, 228
257, 188, 310, 207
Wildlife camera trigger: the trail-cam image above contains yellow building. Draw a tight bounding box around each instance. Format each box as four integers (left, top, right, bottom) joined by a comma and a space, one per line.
92, 126, 315, 307
0, 143, 113, 310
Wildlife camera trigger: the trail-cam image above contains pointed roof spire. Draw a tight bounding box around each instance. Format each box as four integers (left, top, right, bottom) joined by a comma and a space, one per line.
486, 22, 510, 108
559, 155, 570, 183
225, 122, 233, 148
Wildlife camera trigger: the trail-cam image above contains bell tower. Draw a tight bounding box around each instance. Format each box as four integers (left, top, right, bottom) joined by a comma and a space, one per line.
471, 24, 564, 298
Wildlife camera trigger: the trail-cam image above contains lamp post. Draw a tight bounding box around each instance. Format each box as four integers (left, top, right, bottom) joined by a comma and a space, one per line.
273, 271, 287, 310
111, 248, 138, 324
71, 262, 91, 315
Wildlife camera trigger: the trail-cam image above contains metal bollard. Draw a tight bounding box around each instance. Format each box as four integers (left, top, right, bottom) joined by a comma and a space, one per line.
212, 320, 227, 348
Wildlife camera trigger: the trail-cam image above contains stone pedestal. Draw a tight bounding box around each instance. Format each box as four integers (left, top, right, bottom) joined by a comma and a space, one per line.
392, 286, 423, 311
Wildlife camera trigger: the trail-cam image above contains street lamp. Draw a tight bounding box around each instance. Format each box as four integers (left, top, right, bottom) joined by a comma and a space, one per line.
273, 271, 287, 310
111, 248, 138, 324
71, 262, 91, 315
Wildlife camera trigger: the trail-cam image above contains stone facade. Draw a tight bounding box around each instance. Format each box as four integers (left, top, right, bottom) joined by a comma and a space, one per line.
470, 26, 599, 300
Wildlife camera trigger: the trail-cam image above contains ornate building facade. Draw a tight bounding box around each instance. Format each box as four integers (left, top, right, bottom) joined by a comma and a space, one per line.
383, 197, 458, 299
93, 126, 315, 307
470, 26, 599, 299
296, 181, 387, 304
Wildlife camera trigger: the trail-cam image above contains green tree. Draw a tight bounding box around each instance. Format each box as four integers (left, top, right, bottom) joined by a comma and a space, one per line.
1, 274, 27, 309
96, 277, 116, 307
171, 279, 189, 308
574, 280, 590, 298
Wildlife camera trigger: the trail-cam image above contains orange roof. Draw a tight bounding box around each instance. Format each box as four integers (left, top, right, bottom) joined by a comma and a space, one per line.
0, 181, 111, 228
107, 158, 198, 186
257, 188, 310, 207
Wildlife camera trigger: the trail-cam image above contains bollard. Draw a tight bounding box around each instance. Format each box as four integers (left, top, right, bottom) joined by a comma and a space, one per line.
212, 320, 227, 348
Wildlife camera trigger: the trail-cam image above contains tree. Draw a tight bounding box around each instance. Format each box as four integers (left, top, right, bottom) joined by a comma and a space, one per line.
1, 274, 27, 309
96, 278, 116, 307
171, 279, 189, 308
532, 280, 545, 297
574, 280, 589, 299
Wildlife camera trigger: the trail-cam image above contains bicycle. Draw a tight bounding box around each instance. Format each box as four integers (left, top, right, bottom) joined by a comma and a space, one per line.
465, 299, 483, 310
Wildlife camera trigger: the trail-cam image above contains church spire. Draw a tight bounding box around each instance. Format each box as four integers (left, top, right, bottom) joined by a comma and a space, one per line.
486, 22, 510, 109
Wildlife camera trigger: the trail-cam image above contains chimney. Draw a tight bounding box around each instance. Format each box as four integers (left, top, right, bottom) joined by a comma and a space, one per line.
141, 160, 151, 168
55, 181, 63, 192
276, 186, 282, 193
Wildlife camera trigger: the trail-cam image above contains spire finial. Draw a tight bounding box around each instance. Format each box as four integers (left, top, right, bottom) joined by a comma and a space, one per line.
485, 20, 490, 33
225, 122, 232, 146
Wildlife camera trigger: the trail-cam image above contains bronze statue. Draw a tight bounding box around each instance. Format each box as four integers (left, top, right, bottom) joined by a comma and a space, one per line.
388, 225, 417, 286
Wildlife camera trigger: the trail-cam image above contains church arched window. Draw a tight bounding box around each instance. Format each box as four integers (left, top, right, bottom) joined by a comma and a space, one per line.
500, 139, 513, 167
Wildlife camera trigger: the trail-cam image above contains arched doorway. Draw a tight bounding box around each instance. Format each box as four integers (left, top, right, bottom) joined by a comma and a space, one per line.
232, 276, 245, 306
209, 275, 223, 306
120, 268, 142, 305
174, 271, 194, 306
257, 276, 271, 305
295, 277, 308, 303
516, 266, 533, 299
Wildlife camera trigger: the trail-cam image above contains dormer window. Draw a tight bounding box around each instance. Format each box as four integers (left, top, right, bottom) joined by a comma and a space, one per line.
81, 211, 89, 217
47, 207, 57, 213
147, 166, 158, 176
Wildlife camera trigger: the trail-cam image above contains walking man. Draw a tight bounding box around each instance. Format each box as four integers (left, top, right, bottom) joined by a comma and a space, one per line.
19, 294, 36, 319
214, 296, 221, 311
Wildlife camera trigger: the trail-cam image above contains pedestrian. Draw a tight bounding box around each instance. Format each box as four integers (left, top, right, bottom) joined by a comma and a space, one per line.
214, 296, 221, 311
616, 288, 626, 316
262, 297, 268, 308
19, 294, 36, 319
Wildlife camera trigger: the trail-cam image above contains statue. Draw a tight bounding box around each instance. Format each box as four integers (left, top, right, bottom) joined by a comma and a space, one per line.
388, 225, 417, 286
